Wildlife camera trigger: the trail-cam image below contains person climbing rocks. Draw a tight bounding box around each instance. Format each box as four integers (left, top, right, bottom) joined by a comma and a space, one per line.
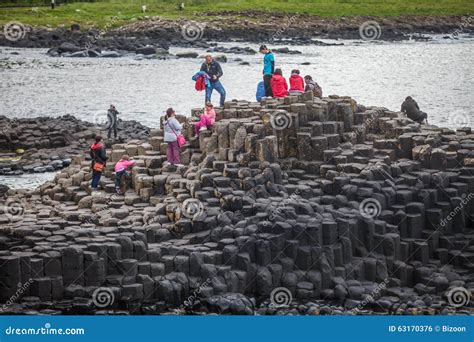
107, 104, 119, 139
401, 96, 428, 124
200, 55, 226, 107
164, 108, 183, 166
89, 135, 108, 193
304, 75, 323, 98
270, 68, 288, 98
260, 45, 275, 97
114, 154, 135, 195
289, 69, 304, 95
256, 80, 265, 102
195, 102, 216, 136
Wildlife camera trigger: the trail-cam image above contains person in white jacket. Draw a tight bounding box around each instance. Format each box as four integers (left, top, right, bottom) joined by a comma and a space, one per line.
163, 108, 183, 166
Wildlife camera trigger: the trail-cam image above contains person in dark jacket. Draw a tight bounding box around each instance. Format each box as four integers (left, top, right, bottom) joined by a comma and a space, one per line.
304, 75, 323, 98
107, 104, 119, 139
200, 55, 226, 107
89, 135, 108, 192
401, 96, 428, 124
259, 45, 275, 97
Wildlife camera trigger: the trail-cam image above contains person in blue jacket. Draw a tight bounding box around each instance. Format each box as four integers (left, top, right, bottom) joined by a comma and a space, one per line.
256, 81, 265, 102
259, 45, 275, 97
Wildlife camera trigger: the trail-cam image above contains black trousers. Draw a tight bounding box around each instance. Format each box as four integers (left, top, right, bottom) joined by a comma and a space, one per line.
263, 74, 273, 97
108, 125, 117, 138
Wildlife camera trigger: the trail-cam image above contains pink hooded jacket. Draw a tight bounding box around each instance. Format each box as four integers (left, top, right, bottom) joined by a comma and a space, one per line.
204, 108, 216, 126
115, 159, 136, 172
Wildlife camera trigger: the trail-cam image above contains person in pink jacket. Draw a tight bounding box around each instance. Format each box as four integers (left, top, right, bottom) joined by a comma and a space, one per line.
195, 102, 216, 136
114, 155, 136, 194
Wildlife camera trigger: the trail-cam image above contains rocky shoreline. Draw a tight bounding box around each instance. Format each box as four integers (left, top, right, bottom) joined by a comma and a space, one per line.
0, 115, 150, 176
1, 13, 473, 58
0, 92, 473, 315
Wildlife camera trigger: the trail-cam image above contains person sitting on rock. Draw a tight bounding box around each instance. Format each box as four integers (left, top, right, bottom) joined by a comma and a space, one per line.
114, 155, 135, 195
270, 68, 288, 98
107, 104, 119, 139
195, 102, 216, 136
256, 80, 265, 102
89, 135, 108, 193
289, 69, 304, 95
164, 107, 183, 167
304, 75, 323, 98
401, 96, 428, 124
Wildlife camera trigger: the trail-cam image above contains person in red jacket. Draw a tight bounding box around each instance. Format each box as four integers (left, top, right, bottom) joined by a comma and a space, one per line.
288, 69, 304, 95
270, 68, 288, 98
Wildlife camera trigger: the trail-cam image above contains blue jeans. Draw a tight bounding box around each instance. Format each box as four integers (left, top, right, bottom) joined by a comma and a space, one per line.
91, 171, 102, 189
205, 80, 226, 107
115, 170, 127, 190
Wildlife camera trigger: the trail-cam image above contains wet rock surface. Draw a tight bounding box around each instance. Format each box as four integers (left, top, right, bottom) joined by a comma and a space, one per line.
0, 115, 150, 175
0, 92, 473, 315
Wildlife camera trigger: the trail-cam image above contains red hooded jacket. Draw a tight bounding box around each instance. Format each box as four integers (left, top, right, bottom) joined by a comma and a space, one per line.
89, 142, 107, 165
271, 74, 289, 98
289, 74, 304, 92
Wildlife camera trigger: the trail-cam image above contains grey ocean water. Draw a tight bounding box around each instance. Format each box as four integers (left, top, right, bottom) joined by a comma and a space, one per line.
1, 38, 473, 188
1, 38, 473, 128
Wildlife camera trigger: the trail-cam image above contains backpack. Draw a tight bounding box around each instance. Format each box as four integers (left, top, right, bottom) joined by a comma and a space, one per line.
195, 76, 206, 91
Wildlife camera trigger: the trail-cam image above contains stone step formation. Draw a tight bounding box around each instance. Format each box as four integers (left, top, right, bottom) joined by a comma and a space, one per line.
0, 115, 150, 175
0, 91, 473, 315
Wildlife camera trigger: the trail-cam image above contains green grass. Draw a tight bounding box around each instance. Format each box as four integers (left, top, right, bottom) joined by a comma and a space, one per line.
1, 0, 473, 29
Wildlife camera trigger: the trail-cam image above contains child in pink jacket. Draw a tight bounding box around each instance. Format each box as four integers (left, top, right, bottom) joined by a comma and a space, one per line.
195, 102, 216, 136
115, 155, 136, 194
